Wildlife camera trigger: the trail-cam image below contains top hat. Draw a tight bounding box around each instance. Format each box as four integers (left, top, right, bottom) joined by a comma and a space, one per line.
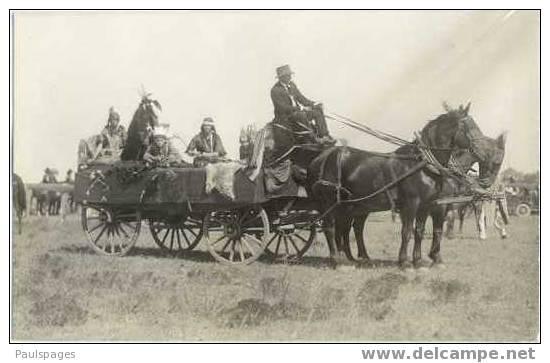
276, 65, 294, 78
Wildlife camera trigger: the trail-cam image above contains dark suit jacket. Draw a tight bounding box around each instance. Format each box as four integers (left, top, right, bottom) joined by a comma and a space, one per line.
270, 81, 314, 121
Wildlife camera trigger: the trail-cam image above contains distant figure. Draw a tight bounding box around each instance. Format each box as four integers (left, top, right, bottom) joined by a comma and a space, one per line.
143, 124, 183, 167
65, 169, 74, 184
270, 64, 334, 145
42, 168, 58, 183
100, 107, 127, 156
186, 117, 227, 167
64, 169, 76, 213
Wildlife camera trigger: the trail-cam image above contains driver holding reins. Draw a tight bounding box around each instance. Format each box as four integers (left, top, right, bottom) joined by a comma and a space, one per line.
271, 65, 335, 145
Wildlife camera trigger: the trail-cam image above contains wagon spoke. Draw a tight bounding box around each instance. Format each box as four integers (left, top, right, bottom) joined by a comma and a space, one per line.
238, 239, 246, 262
181, 228, 191, 247
185, 227, 198, 238
161, 229, 170, 246
274, 235, 282, 256
242, 233, 263, 247
220, 238, 232, 253
287, 235, 300, 253
169, 229, 175, 250
283, 236, 290, 256
175, 228, 182, 250
94, 225, 108, 244
241, 236, 255, 256
265, 233, 278, 249
118, 223, 130, 239
211, 234, 227, 247
294, 233, 309, 244
109, 228, 115, 253
229, 240, 236, 261
88, 221, 105, 234
121, 221, 137, 230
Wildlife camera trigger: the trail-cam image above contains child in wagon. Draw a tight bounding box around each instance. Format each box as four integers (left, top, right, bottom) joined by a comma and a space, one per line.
143, 124, 183, 167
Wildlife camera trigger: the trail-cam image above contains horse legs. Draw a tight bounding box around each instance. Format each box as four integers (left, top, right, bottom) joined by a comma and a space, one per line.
353, 214, 370, 260
458, 205, 468, 234
475, 202, 487, 240
428, 205, 446, 265
445, 205, 456, 239
335, 216, 355, 261
323, 216, 346, 264
413, 208, 429, 268
398, 202, 418, 268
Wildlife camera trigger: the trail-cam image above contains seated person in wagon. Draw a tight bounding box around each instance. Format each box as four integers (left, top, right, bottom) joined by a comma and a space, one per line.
270, 64, 335, 145
99, 107, 127, 157
143, 124, 183, 167
186, 117, 227, 167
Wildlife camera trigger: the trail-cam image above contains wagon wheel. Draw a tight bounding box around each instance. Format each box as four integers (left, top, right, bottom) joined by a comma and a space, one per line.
204, 207, 269, 266
515, 203, 531, 217
264, 222, 316, 261
149, 216, 203, 253
81, 205, 141, 256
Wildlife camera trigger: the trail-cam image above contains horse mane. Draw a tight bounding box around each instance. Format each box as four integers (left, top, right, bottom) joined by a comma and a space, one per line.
121, 95, 161, 161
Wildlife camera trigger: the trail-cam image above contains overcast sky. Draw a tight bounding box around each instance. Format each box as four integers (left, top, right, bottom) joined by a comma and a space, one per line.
13, 10, 540, 182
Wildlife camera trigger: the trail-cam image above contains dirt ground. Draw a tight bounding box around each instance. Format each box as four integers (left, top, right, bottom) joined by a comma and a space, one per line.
11, 212, 539, 342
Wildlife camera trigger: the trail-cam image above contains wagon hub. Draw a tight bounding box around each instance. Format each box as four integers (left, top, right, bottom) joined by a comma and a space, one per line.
223, 222, 241, 239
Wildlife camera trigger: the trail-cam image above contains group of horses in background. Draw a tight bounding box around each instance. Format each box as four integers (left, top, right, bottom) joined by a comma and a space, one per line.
12, 173, 77, 234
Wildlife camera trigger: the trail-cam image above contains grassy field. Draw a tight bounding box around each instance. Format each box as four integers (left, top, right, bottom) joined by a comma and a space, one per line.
12, 212, 539, 342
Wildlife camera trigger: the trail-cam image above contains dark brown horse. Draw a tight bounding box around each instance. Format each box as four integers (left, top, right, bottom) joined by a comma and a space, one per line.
121, 94, 161, 161
13, 174, 26, 234
307, 104, 506, 268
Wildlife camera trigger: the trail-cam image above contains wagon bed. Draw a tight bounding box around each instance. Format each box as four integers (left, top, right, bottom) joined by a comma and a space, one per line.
74, 161, 320, 265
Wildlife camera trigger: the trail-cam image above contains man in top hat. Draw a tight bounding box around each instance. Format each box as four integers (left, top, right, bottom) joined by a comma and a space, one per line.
186, 117, 227, 167
143, 123, 182, 167
270, 65, 334, 145
100, 107, 127, 156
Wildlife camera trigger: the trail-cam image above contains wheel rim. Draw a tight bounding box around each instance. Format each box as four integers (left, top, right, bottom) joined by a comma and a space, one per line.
264, 222, 315, 261
149, 216, 203, 252
516, 204, 531, 217
82, 205, 141, 256
205, 208, 269, 265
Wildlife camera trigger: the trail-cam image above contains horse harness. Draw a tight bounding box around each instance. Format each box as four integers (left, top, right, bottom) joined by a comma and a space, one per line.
308, 146, 429, 225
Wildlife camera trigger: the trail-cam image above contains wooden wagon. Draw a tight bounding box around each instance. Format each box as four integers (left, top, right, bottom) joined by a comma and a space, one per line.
73, 161, 321, 265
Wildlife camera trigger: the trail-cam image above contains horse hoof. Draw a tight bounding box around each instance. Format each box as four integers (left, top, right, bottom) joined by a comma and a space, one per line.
501, 234, 508, 239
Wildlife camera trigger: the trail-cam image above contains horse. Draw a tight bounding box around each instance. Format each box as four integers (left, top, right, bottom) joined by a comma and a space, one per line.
307, 103, 506, 268
445, 183, 508, 240
13, 174, 26, 234
30, 187, 48, 215
120, 94, 161, 161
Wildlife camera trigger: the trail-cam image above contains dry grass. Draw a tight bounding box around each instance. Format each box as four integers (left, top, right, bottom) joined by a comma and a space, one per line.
12, 212, 539, 342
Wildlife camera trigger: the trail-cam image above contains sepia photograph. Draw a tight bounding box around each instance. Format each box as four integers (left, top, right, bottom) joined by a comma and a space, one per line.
10, 10, 540, 343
